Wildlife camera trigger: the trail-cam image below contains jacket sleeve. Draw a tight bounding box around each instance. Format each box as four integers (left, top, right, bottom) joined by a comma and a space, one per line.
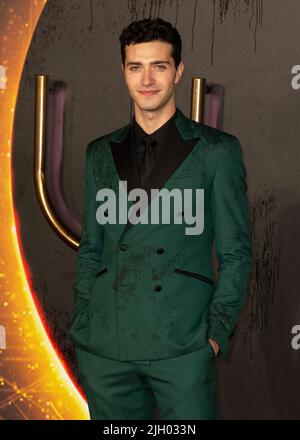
208, 135, 252, 359
72, 141, 104, 315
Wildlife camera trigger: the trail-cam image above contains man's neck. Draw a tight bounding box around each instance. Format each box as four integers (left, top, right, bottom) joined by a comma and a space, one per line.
134, 103, 177, 135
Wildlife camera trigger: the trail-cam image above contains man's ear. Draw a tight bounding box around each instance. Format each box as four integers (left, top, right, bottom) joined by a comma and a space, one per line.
121, 63, 124, 72
174, 61, 184, 84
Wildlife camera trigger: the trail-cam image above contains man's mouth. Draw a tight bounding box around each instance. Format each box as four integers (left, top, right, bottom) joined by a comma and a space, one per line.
139, 90, 160, 96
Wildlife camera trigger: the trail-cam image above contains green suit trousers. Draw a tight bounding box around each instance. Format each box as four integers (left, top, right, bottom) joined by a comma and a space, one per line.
75, 340, 218, 420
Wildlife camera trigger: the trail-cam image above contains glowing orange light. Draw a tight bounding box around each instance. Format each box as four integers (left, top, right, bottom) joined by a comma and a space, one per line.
0, 0, 88, 420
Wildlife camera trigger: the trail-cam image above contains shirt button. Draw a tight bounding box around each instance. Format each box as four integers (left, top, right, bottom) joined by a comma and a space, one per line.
156, 247, 164, 254
119, 243, 128, 251
154, 285, 162, 292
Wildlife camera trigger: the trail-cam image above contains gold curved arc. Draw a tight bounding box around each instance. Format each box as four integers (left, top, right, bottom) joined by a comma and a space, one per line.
190, 77, 206, 123
34, 74, 79, 249
34, 75, 206, 251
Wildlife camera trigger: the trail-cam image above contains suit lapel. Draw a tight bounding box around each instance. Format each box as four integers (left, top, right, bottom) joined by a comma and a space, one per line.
110, 134, 140, 195
109, 107, 201, 238
142, 127, 199, 207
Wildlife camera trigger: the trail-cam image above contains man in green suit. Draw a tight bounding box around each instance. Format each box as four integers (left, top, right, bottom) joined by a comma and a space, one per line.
69, 18, 252, 420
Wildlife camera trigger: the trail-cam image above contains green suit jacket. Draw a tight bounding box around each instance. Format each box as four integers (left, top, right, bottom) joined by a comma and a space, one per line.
69, 107, 252, 361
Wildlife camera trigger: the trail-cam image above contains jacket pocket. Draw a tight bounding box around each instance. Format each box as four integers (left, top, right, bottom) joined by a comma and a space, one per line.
174, 268, 214, 286
96, 266, 108, 277
89, 267, 108, 299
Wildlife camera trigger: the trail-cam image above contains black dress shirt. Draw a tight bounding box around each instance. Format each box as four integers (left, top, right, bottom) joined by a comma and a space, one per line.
130, 108, 178, 186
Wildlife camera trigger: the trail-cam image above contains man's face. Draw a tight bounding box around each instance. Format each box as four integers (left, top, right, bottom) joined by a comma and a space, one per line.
122, 40, 184, 113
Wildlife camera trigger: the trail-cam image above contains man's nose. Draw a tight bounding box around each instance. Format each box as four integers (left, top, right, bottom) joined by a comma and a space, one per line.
141, 68, 155, 86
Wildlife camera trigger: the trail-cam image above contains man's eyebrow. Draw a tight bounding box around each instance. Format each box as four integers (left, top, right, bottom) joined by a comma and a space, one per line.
126, 61, 171, 66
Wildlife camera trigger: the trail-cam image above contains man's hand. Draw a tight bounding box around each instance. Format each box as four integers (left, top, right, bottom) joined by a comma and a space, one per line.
209, 338, 219, 357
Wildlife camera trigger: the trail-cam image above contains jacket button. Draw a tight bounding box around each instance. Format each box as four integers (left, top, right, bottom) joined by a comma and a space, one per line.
156, 247, 164, 254
154, 285, 162, 292
119, 243, 128, 251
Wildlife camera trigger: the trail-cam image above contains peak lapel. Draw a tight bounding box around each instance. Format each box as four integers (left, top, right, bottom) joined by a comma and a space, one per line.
110, 133, 140, 195
115, 108, 201, 238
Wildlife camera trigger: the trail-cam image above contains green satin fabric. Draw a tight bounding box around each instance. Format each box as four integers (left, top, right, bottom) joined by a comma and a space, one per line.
75, 341, 218, 420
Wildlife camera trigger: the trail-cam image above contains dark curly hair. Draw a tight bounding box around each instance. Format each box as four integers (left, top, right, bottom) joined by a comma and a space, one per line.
119, 18, 182, 69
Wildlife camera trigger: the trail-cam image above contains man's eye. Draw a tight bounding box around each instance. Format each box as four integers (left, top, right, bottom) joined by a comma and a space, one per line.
155, 65, 166, 71
129, 66, 140, 71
